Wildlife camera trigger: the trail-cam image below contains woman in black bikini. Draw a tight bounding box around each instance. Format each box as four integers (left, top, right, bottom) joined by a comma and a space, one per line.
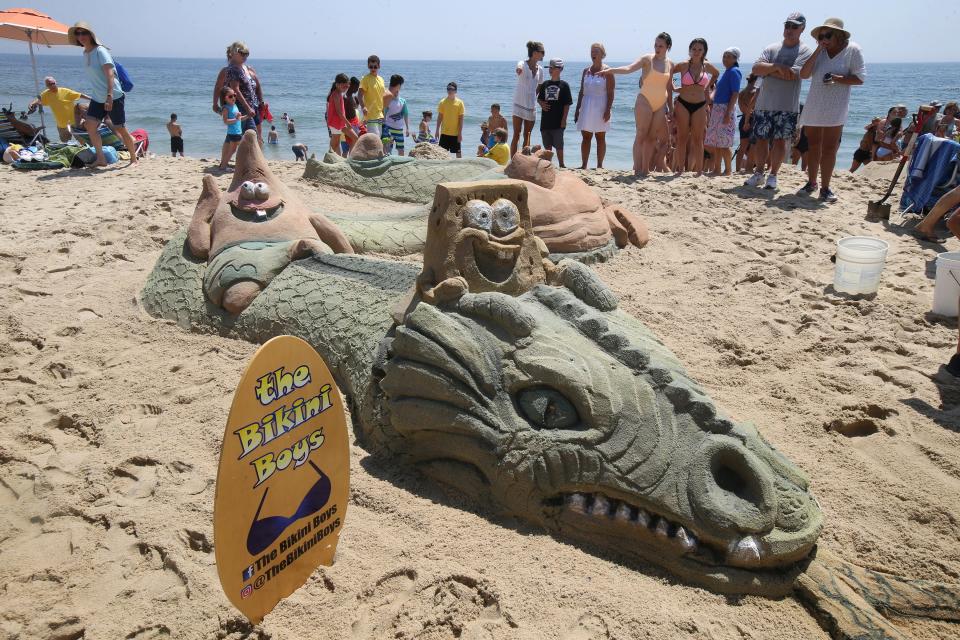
671, 38, 719, 175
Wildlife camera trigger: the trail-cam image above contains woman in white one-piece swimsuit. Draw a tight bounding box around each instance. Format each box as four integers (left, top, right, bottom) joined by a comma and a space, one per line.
574, 43, 615, 169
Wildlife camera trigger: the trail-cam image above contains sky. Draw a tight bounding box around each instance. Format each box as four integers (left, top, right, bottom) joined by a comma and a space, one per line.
1, 0, 959, 63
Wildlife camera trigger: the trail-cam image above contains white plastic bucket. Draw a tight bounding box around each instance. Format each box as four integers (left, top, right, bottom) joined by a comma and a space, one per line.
833, 236, 889, 295
932, 251, 960, 317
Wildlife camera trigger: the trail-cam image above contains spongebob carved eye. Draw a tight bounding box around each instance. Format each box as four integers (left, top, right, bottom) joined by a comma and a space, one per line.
463, 200, 493, 231
254, 182, 270, 201
240, 181, 256, 200
517, 387, 580, 429
491, 199, 519, 236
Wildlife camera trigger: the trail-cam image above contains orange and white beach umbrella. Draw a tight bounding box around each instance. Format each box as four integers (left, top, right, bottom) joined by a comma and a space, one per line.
0, 7, 70, 45
0, 7, 72, 139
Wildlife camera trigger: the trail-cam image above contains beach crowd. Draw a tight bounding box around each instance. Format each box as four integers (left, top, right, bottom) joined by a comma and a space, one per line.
5, 12, 960, 205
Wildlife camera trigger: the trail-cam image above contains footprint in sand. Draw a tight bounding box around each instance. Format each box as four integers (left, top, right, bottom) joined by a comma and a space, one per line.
561, 613, 611, 640
352, 571, 518, 639
110, 456, 161, 500
350, 568, 418, 639
825, 404, 898, 438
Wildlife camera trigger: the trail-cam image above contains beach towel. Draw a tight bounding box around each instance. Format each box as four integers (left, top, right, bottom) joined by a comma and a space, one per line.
901, 135, 960, 211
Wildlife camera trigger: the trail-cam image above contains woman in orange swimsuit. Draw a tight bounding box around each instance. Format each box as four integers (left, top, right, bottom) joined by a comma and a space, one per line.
671, 38, 719, 175
600, 32, 674, 177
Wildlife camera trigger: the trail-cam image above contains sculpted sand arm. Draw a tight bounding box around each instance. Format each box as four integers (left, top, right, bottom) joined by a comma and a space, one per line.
186, 175, 220, 259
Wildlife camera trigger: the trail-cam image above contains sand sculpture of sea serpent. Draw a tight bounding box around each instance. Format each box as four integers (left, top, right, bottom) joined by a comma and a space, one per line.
141, 133, 958, 639
306, 135, 647, 262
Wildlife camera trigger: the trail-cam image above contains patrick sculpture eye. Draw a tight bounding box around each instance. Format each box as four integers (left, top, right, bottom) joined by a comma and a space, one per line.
491, 199, 519, 236
516, 387, 580, 429
254, 182, 270, 201
463, 200, 493, 231
240, 181, 256, 200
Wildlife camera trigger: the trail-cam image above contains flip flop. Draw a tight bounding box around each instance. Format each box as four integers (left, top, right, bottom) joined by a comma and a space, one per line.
911, 229, 947, 244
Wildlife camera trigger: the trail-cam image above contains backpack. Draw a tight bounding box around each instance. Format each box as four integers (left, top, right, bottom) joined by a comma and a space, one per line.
115, 61, 134, 92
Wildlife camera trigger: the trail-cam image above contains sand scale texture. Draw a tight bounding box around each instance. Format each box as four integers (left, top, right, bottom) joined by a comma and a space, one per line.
1, 158, 958, 639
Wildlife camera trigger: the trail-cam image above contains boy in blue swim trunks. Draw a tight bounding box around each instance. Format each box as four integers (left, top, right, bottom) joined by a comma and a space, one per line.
381, 74, 410, 155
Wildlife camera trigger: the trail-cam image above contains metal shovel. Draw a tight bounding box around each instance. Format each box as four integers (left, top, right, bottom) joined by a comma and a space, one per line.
868, 128, 918, 220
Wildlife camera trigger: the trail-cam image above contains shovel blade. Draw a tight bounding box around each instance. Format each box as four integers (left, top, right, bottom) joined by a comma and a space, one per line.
867, 201, 891, 220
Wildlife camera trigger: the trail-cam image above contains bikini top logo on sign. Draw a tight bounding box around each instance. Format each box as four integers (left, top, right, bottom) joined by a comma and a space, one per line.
214, 335, 349, 624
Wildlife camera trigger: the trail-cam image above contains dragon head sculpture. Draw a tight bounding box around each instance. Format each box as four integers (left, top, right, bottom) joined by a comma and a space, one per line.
374, 280, 822, 596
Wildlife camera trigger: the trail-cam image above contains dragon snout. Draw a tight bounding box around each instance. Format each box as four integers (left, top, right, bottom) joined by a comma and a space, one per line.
688, 436, 778, 560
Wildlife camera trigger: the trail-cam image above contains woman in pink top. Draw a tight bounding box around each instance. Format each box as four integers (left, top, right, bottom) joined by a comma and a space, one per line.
326, 73, 357, 156
671, 38, 719, 175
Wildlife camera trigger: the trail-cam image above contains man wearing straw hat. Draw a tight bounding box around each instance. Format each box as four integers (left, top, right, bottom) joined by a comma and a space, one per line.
27, 76, 90, 142
68, 21, 139, 167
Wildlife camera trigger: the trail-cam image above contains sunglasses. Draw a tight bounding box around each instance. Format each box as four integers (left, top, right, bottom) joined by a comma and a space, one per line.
246, 460, 331, 556
74, 29, 90, 36
818, 31, 834, 40
225, 94, 236, 100
447, 88, 456, 92
784, 23, 802, 30
368, 65, 379, 69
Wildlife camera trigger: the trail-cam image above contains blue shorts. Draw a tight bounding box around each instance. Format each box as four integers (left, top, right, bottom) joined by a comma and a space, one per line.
87, 95, 127, 126
242, 108, 260, 132
751, 110, 798, 141
381, 126, 405, 152
225, 133, 243, 142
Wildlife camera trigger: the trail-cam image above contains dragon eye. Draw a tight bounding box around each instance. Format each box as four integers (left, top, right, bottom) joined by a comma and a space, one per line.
516, 387, 580, 429
463, 200, 493, 231
254, 182, 270, 201
240, 181, 256, 199
491, 199, 519, 236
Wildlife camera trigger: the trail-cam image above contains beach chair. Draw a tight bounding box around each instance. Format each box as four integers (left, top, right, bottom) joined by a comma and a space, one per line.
0, 109, 46, 147
72, 123, 126, 151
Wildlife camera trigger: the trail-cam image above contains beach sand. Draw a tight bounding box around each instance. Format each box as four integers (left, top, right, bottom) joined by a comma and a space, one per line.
1, 157, 958, 639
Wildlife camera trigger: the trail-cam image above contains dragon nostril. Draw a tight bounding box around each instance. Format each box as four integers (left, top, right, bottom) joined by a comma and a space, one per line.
713, 461, 759, 504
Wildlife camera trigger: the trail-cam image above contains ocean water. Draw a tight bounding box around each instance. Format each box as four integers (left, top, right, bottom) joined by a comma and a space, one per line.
1, 53, 958, 169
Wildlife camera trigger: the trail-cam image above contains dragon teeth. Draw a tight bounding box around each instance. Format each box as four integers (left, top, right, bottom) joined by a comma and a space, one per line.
635, 508, 651, 527
675, 527, 697, 553
727, 535, 762, 565
654, 517, 670, 538
255, 209, 267, 218
567, 493, 587, 513
614, 503, 632, 522
591, 495, 611, 517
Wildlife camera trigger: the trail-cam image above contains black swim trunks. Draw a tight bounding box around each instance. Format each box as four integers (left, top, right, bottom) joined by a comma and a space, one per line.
853, 147, 872, 163
439, 133, 461, 153
170, 136, 183, 154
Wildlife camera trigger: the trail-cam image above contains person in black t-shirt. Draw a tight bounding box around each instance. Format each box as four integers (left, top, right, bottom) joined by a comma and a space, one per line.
537, 59, 573, 167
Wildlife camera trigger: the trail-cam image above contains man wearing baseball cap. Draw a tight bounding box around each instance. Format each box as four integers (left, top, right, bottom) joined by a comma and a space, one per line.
537, 59, 573, 167
744, 12, 813, 191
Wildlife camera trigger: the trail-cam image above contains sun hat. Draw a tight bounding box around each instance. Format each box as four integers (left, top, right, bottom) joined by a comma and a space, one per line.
811, 17, 850, 40
785, 12, 806, 26
67, 21, 100, 47
549, 58, 564, 69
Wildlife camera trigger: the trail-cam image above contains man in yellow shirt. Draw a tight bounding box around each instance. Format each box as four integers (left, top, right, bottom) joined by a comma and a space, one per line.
28, 76, 90, 142
435, 82, 465, 158
358, 54, 385, 137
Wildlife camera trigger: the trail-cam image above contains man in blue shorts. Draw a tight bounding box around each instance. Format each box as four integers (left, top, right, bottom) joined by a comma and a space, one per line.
744, 12, 812, 191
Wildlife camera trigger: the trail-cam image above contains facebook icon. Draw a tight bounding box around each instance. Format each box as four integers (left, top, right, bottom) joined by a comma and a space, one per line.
242, 564, 255, 582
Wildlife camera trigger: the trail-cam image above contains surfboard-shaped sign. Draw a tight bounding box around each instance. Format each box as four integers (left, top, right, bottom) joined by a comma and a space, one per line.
214, 335, 349, 623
